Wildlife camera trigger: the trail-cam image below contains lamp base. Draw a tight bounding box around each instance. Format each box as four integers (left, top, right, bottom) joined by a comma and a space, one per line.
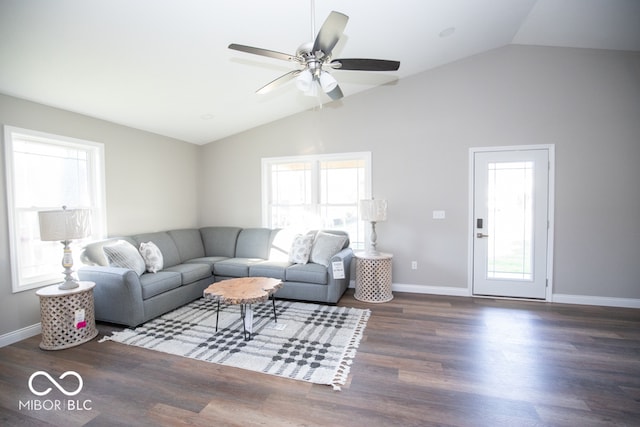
366, 221, 381, 256
59, 242, 80, 290
58, 278, 80, 290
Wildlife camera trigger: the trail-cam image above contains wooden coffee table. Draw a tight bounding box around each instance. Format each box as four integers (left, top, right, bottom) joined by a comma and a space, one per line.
203, 277, 282, 340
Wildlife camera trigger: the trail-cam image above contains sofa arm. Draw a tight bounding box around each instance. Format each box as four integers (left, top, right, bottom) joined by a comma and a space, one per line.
78, 266, 145, 327
325, 248, 353, 303
329, 248, 353, 280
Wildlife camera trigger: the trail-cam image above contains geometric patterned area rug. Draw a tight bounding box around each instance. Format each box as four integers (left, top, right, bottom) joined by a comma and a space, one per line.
100, 298, 370, 390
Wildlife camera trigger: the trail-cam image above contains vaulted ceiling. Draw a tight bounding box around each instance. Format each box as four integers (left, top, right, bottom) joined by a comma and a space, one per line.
1, 0, 639, 144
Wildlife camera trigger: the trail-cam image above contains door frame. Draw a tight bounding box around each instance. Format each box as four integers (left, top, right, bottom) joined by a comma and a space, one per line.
467, 144, 555, 301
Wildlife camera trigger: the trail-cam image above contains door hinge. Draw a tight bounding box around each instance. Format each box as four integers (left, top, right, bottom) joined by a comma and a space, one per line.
546, 279, 549, 288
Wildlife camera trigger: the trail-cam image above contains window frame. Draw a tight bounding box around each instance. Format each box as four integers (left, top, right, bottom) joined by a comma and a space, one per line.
4, 126, 107, 293
261, 152, 371, 249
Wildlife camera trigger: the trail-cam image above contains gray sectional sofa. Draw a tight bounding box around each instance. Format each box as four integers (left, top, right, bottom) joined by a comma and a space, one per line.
78, 227, 353, 327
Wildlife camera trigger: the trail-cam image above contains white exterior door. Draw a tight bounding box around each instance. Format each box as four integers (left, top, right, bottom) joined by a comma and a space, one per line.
472, 147, 552, 299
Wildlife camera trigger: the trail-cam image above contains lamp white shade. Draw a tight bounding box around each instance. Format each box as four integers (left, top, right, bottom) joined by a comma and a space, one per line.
39, 208, 91, 241
360, 199, 388, 222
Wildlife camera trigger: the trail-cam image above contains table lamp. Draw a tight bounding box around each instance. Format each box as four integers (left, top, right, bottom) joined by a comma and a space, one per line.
360, 198, 388, 255
38, 206, 91, 290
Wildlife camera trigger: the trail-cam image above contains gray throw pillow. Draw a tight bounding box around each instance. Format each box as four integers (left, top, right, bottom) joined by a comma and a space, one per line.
103, 240, 146, 276
309, 231, 347, 267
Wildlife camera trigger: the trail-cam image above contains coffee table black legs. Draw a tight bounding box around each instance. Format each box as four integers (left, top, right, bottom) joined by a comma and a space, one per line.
214, 297, 278, 341
215, 299, 220, 332
271, 294, 278, 323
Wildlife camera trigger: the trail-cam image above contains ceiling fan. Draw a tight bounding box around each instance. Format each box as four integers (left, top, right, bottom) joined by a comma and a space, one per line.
228, 10, 400, 101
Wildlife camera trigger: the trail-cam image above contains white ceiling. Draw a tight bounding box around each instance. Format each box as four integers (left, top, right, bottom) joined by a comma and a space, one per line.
1, 0, 639, 145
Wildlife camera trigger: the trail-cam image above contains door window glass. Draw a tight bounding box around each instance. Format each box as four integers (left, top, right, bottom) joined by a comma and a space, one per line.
487, 161, 534, 281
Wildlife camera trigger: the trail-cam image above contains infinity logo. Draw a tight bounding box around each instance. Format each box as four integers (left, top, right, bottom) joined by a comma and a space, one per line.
28, 371, 83, 397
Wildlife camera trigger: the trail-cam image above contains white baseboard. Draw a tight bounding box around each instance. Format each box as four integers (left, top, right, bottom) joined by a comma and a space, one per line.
350, 281, 471, 297
0, 323, 41, 348
358, 280, 640, 309
392, 283, 471, 297
350, 280, 470, 297
552, 294, 640, 309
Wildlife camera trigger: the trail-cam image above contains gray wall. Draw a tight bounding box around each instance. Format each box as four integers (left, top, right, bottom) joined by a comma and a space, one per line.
1, 44, 639, 339
0, 94, 201, 336
199, 45, 640, 299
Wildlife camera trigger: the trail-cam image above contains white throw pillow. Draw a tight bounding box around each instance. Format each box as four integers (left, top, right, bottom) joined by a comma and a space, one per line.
309, 231, 348, 267
288, 234, 315, 264
103, 240, 146, 276
139, 241, 164, 273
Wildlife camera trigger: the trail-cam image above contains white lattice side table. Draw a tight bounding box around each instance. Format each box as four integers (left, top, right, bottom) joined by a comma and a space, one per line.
36, 281, 99, 350
354, 252, 393, 303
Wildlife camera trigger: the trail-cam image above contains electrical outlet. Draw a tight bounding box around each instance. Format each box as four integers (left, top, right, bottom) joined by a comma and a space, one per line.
432, 210, 446, 219
411, 261, 418, 270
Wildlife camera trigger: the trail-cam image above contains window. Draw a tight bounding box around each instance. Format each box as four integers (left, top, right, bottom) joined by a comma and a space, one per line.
4, 126, 106, 292
262, 152, 370, 249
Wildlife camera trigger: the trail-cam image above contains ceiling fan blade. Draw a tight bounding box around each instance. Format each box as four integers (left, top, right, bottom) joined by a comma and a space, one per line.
229, 43, 298, 63
330, 58, 400, 71
326, 84, 343, 101
312, 11, 348, 56
256, 70, 302, 94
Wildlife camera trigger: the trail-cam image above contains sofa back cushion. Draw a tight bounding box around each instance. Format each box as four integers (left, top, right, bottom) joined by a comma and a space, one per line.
132, 232, 181, 268
309, 231, 348, 267
168, 229, 205, 262
268, 228, 296, 261
200, 226, 241, 258
235, 228, 273, 259
319, 229, 350, 248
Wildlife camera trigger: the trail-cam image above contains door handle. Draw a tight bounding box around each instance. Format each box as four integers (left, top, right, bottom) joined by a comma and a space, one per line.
476, 233, 489, 238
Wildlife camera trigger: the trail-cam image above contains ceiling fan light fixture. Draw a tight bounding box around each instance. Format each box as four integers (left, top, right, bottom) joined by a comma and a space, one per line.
295, 69, 313, 92
319, 71, 338, 93
304, 81, 319, 96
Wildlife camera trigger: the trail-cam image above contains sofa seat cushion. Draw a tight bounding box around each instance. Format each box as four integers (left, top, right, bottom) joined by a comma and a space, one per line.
214, 258, 265, 278
139, 271, 182, 300
285, 263, 328, 285
249, 261, 292, 280
185, 257, 229, 273
164, 263, 212, 285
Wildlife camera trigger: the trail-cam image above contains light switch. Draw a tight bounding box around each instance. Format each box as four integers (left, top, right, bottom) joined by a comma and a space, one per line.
432, 210, 446, 219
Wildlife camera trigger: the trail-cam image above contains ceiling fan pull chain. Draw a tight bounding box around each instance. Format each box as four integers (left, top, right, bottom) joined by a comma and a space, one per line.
310, 0, 316, 41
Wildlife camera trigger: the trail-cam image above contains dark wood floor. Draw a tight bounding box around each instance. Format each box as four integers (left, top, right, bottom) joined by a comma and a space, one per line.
1, 290, 639, 426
